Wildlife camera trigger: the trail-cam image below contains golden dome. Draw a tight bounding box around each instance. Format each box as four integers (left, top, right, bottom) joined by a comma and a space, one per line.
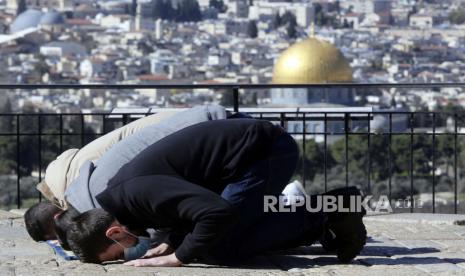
272, 37, 353, 84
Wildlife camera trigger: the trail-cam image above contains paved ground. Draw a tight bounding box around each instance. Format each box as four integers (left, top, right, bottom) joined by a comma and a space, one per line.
1, 210, 465, 276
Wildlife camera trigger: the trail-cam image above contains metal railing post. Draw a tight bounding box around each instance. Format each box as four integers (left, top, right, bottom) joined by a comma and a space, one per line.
38, 114, 42, 202
233, 87, 239, 112
345, 113, 350, 187
16, 115, 20, 209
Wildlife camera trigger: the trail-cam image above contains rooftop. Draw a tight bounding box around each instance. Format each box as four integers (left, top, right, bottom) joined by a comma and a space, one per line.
2, 210, 465, 275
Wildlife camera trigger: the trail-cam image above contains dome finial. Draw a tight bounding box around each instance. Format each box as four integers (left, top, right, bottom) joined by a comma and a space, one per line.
309, 22, 315, 38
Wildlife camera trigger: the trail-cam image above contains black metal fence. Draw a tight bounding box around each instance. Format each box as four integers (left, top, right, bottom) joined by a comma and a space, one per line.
0, 83, 464, 214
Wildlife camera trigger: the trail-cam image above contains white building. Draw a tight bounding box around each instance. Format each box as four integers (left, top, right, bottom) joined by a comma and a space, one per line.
200, 21, 227, 35
342, 13, 363, 29
40, 41, 87, 58
226, 0, 249, 18
80, 58, 103, 80
132, 4, 153, 31
349, 0, 391, 24
155, 19, 164, 40
150, 50, 177, 76
208, 54, 230, 67
409, 14, 434, 29
6, 0, 77, 12
99, 15, 132, 32
249, 1, 314, 27
198, 0, 211, 8
350, 0, 391, 14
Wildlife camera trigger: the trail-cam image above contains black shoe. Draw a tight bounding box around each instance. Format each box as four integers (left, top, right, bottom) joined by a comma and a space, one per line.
320, 186, 367, 262
319, 226, 338, 252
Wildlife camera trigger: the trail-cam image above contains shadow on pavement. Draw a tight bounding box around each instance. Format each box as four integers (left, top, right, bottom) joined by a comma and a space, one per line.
262, 255, 465, 270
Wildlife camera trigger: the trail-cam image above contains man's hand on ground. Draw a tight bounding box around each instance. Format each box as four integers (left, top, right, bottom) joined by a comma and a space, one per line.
142, 242, 174, 258
124, 253, 182, 267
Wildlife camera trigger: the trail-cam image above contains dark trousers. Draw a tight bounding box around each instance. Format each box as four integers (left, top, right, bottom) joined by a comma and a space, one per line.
203, 132, 326, 264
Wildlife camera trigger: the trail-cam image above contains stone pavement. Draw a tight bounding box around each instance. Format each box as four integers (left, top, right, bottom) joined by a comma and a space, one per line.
1, 210, 465, 276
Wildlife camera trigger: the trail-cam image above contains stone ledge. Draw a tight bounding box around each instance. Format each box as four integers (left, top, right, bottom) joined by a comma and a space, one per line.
2, 211, 465, 275
0, 210, 22, 220
365, 213, 465, 226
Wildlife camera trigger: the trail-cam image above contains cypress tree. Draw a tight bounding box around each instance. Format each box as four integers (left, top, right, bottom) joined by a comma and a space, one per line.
16, 0, 27, 15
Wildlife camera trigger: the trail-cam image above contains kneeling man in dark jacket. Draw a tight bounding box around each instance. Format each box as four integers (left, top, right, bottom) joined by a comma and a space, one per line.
66, 118, 366, 266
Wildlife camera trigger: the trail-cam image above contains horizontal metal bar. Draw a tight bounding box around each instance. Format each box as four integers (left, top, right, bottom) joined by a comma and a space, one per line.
0, 111, 462, 116
0, 83, 464, 90
1, 131, 464, 136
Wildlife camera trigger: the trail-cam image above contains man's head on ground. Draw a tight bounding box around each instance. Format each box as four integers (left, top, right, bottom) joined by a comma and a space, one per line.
53, 205, 80, 250
67, 208, 138, 263
24, 201, 62, 241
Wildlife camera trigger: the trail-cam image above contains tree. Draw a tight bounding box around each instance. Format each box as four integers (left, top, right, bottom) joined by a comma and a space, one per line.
407, 5, 417, 22
162, 0, 175, 20
281, 11, 296, 26
131, 0, 137, 17
137, 41, 153, 55
314, 3, 326, 26
0, 96, 13, 133
247, 20, 258, 38
152, 0, 164, 19
189, 0, 202, 21
298, 139, 336, 181
315, 12, 325, 26
287, 17, 297, 39
219, 89, 235, 107
152, 0, 176, 21
272, 12, 282, 29
449, 8, 465, 25
342, 18, 350, 28
16, 0, 26, 15
209, 0, 226, 12
176, 0, 202, 22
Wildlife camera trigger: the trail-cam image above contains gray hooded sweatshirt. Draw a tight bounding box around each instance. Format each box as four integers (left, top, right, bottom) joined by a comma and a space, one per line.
65, 105, 227, 213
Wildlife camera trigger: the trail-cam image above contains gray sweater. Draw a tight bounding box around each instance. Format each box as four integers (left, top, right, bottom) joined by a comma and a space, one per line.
65, 105, 227, 212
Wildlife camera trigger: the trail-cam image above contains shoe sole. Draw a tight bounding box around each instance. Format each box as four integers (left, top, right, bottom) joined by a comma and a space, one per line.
323, 186, 367, 262
332, 213, 366, 262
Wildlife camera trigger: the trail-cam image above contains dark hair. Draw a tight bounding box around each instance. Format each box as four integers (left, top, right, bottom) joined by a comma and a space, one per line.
54, 205, 80, 251
67, 208, 115, 263
24, 201, 61, 242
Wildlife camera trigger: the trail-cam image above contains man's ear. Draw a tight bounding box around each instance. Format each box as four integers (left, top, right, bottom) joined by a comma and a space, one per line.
105, 225, 125, 240
53, 211, 64, 220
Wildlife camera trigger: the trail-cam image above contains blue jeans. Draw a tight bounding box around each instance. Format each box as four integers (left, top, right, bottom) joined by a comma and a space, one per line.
203, 132, 326, 263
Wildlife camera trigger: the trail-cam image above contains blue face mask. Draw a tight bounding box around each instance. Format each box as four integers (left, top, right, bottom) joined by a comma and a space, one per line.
111, 230, 152, 261
123, 236, 152, 261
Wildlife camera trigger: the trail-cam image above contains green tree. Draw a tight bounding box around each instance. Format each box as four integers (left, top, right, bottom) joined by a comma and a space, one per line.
34, 54, 50, 78
342, 18, 350, 28
163, 0, 175, 20
281, 11, 296, 26
247, 20, 258, 38
449, 8, 465, 24
16, 0, 27, 15
0, 96, 13, 133
153, 0, 174, 20
298, 139, 336, 181
272, 12, 282, 29
209, 0, 226, 12
219, 89, 235, 107
287, 18, 297, 39
152, 0, 164, 19
131, 0, 137, 16
176, 0, 202, 22
314, 3, 326, 26
330, 134, 443, 184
